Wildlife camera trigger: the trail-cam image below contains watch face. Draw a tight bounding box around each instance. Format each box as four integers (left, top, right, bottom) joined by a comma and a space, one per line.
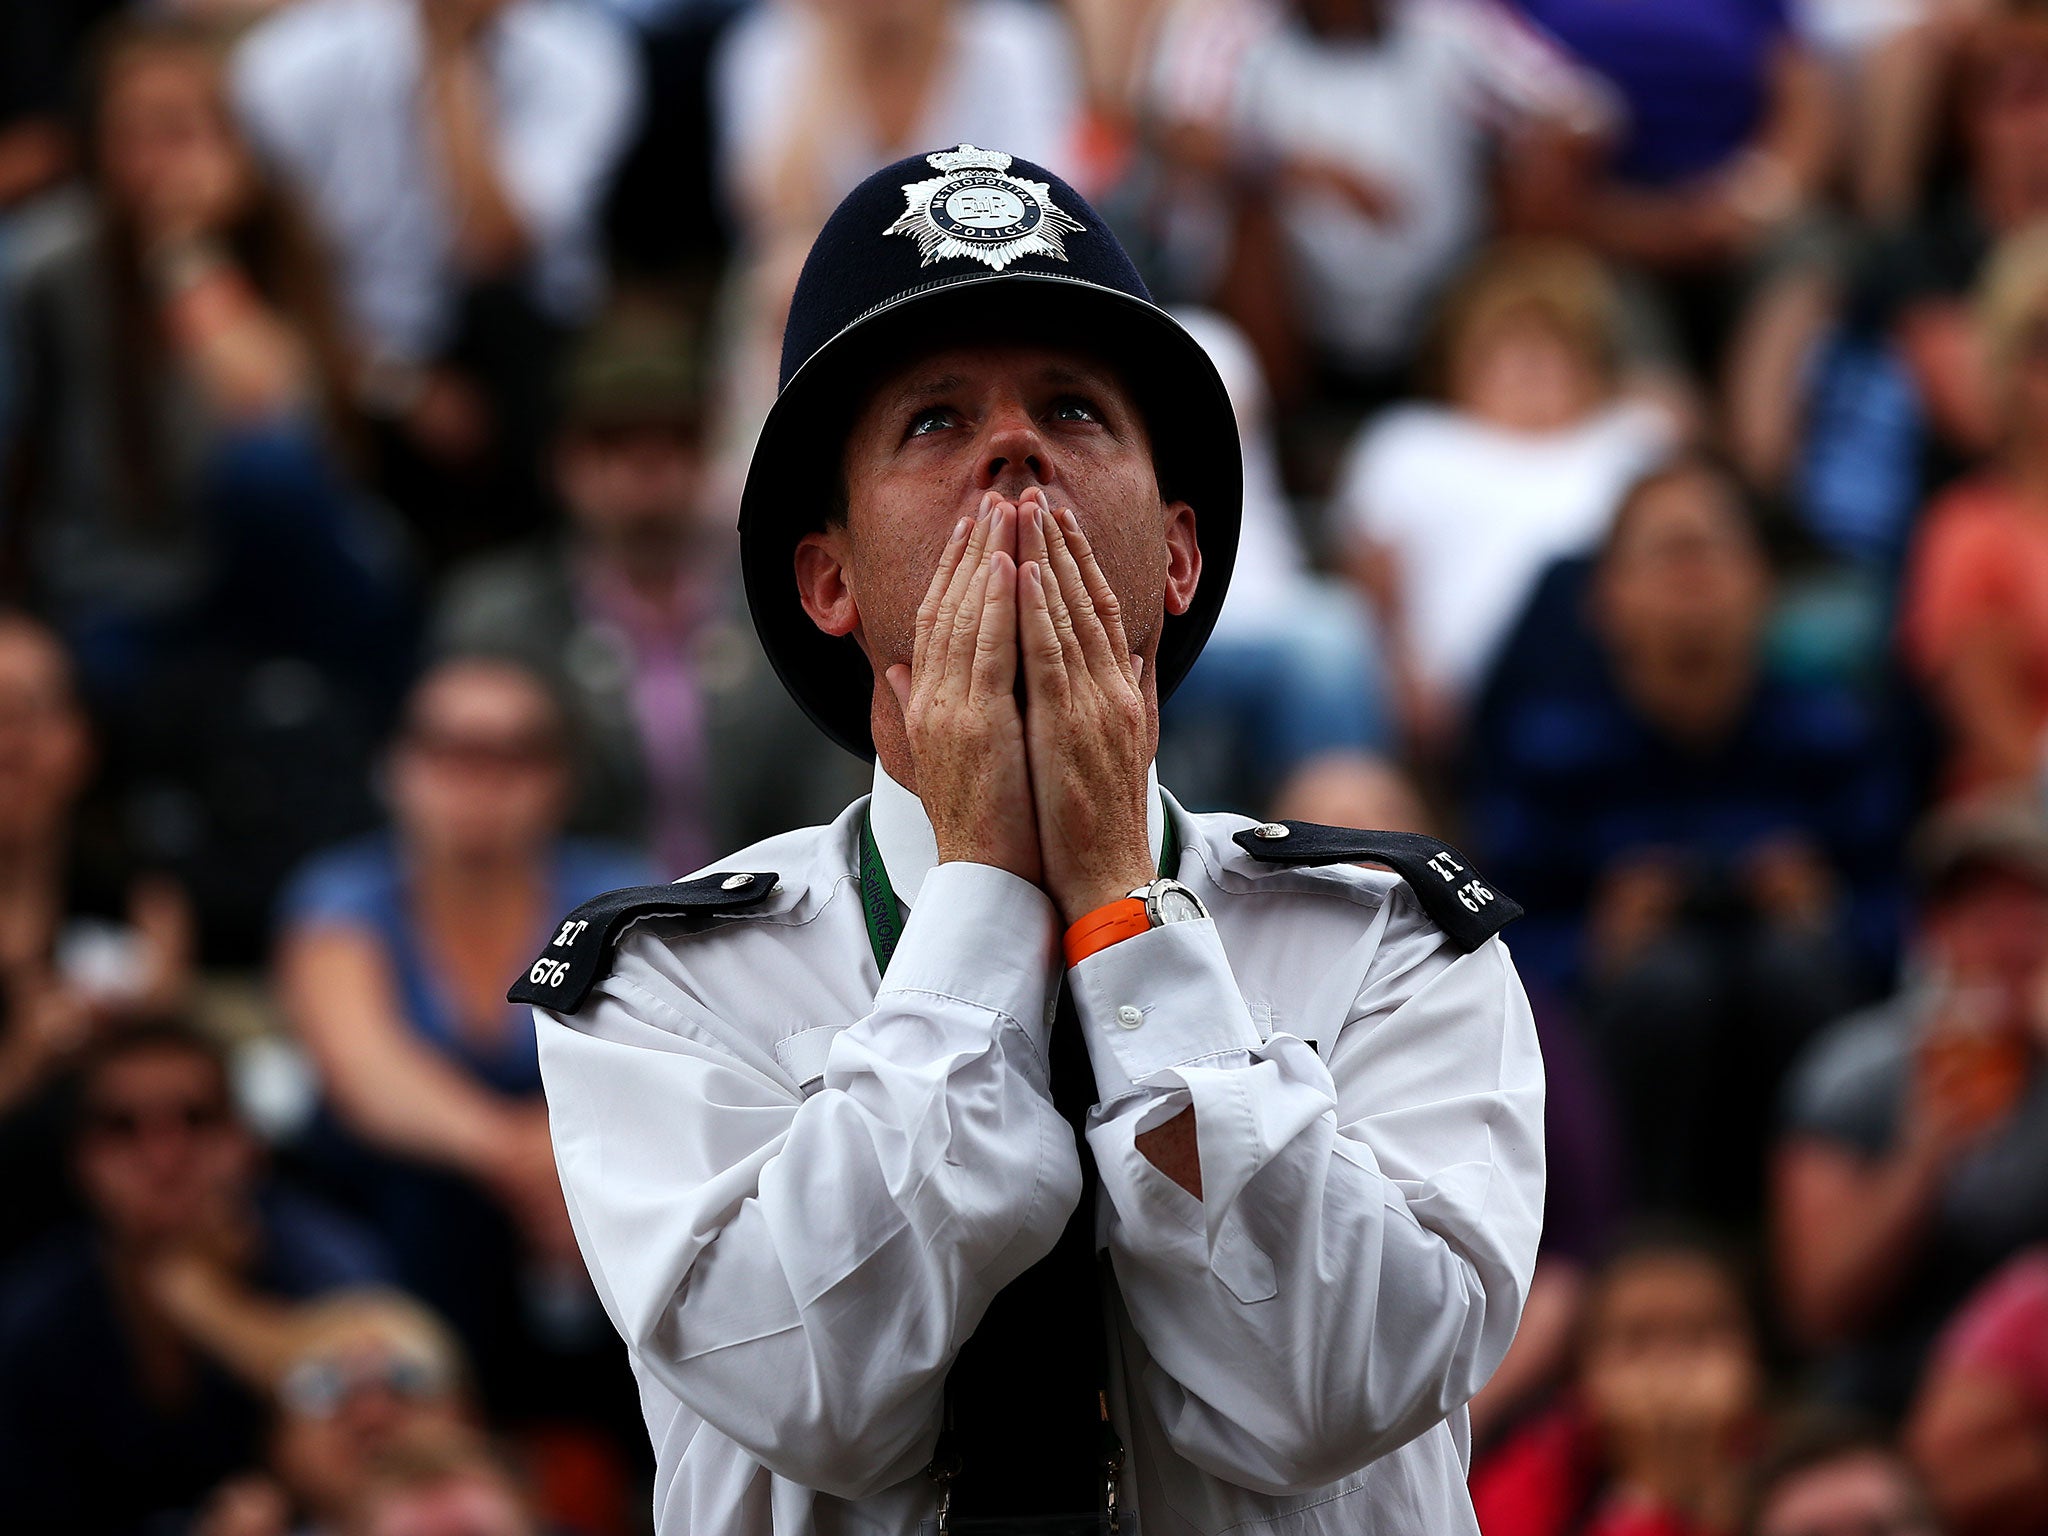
1153, 883, 1206, 925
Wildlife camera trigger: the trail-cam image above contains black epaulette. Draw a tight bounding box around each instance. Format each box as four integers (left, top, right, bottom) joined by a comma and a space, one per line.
1230, 821, 1521, 953
507, 871, 779, 1013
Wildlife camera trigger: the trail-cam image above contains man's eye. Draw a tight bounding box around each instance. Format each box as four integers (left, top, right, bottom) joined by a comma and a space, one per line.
1051, 398, 1102, 424
907, 408, 956, 438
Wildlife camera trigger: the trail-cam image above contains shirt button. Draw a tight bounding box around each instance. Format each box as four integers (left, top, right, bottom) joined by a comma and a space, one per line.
1116, 1005, 1144, 1030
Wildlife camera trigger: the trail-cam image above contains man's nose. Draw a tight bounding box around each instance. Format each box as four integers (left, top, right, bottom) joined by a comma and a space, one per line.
975, 408, 1051, 498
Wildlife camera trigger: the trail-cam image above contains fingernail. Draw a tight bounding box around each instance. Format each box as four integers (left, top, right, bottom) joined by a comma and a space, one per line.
977, 491, 997, 519
1061, 508, 1079, 534
1133, 655, 1144, 680
950, 517, 970, 543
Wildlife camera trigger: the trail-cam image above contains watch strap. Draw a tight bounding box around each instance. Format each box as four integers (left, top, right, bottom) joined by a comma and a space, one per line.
1063, 897, 1151, 969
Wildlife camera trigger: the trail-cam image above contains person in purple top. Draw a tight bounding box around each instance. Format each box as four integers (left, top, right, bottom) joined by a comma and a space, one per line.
1517, 0, 1804, 189
1509, 0, 1836, 378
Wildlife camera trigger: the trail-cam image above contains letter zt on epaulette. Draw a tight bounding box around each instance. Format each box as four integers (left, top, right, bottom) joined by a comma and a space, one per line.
507, 872, 779, 1013
1231, 822, 1521, 952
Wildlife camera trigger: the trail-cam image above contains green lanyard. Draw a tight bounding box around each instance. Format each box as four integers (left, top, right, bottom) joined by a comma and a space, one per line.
858, 799, 1181, 976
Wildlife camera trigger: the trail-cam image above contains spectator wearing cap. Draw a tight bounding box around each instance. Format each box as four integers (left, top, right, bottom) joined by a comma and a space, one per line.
1901, 224, 2048, 800
1332, 240, 1679, 756
1775, 797, 2048, 1419
229, 0, 642, 561
1907, 1244, 2048, 1534
275, 656, 647, 1428
194, 1288, 476, 1536
1467, 451, 1907, 1221
1746, 1413, 1940, 1536
0, 1018, 391, 1536
433, 306, 865, 877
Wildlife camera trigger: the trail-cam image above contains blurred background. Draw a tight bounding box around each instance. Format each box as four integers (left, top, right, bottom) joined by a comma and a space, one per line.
3, 1, 2048, 1533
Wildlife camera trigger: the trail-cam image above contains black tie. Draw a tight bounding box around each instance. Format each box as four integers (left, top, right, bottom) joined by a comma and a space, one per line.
941, 979, 1105, 1519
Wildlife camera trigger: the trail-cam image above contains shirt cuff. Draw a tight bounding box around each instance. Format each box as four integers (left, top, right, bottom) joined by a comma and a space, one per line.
878, 862, 1060, 1044
1067, 918, 1264, 1101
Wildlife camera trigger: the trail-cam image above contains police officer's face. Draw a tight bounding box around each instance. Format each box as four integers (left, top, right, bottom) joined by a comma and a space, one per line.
815, 345, 1198, 684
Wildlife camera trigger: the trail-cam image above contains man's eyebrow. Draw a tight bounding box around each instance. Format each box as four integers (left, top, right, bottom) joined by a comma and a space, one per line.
888, 371, 967, 406
1038, 363, 1109, 391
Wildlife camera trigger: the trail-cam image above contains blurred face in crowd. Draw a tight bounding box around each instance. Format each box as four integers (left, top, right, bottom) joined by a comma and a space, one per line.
0, 617, 92, 846
1752, 1449, 1936, 1536
1450, 308, 1604, 434
75, 1041, 253, 1249
358, 1471, 535, 1536
98, 43, 256, 238
806, 344, 1199, 714
1966, 27, 2048, 233
274, 1305, 468, 1521
1594, 465, 1772, 680
555, 421, 707, 562
389, 662, 571, 868
1580, 1248, 1762, 1451
1925, 864, 2048, 1012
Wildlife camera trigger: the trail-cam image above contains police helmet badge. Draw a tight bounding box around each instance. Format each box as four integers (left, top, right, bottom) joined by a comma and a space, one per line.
884, 144, 1085, 272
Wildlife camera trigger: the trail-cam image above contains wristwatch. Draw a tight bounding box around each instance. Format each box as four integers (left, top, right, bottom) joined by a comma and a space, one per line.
1131, 876, 1208, 927
1064, 877, 1209, 967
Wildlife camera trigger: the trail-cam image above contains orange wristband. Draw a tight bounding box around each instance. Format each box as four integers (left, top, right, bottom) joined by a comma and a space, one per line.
1063, 897, 1150, 969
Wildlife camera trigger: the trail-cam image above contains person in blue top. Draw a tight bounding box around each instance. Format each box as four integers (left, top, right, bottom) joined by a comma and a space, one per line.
1466, 451, 1909, 1223
276, 654, 649, 1425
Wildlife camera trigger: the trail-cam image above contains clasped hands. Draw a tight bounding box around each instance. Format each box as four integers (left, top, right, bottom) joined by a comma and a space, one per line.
885, 487, 1157, 928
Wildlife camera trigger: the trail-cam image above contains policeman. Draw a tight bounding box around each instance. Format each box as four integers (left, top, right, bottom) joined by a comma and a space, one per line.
515, 145, 1544, 1535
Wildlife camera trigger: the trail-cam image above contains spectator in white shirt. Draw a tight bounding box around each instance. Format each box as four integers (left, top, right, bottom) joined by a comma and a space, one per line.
1213, 0, 1611, 405
231, 0, 639, 370
1333, 240, 1678, 754
231, 0, 641, 559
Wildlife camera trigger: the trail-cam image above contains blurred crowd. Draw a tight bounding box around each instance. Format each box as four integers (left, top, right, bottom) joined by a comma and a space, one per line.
8, 0, 2048, 1533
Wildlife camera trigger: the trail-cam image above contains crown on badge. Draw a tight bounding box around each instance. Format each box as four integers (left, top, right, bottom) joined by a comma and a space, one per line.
925, 144, 1013, 175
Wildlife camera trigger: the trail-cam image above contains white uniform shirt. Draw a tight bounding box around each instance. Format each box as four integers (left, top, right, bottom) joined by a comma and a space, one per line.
231, 0, 641, 363
534, 765, 1545, 1534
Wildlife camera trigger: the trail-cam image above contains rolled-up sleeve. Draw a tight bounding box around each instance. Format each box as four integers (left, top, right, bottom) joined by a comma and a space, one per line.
1068, 888, 1545, 1494
535, 863, 1080, 1501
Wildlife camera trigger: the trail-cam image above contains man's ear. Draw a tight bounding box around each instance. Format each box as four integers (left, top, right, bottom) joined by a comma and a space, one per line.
1162, 500, 1201, 618
795, 529, 861, 637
